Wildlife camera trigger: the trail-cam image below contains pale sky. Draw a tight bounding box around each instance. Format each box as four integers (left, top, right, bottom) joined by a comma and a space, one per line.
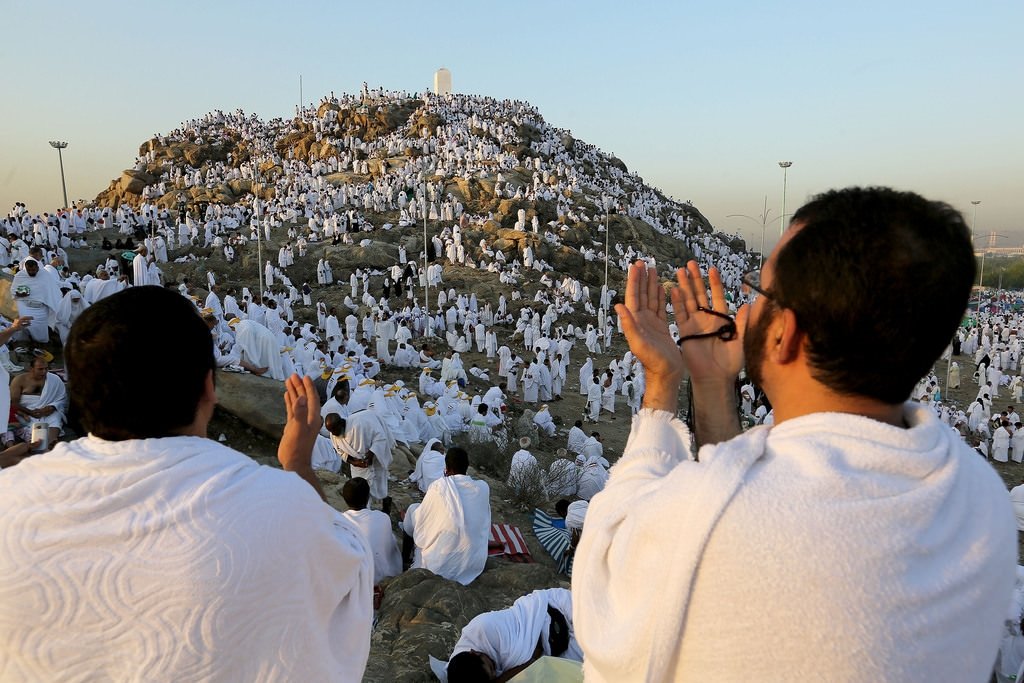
1, 0, 1020, 255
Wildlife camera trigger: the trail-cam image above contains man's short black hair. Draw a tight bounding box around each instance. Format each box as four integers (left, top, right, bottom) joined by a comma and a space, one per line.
447, 651, 492, 683
332, 378, 350, 403
324, 413, 346, 436
341, 477, 370, 510
65, 286, 215, 440
780, 187, 974, 404
446, 446, 469, 475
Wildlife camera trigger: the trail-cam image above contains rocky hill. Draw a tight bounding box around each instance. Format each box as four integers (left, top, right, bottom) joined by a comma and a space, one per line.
78, 89, 753, 682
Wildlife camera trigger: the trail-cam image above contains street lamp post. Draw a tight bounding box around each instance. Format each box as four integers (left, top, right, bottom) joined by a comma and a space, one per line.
253, 179, 264, 296
728, 195, 772, 269
603, 196, 614, 319
423, 182, 430, 336
971, 200, 981, 242
778, 161, 792, 236
48, 141, 69, 210
970, 201, 981, 320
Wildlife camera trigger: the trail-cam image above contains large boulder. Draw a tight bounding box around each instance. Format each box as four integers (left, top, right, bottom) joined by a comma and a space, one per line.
214, 370, 286, 441
118, 169, 155, 196
325, 241, 400, 270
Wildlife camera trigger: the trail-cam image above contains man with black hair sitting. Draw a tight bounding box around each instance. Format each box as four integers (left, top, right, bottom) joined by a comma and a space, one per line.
341, 477, 402, 585
0, 286, 373, 681
402, 446, 490, 585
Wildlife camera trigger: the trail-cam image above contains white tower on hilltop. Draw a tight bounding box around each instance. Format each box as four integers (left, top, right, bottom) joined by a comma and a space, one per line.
434, 68, 452, 95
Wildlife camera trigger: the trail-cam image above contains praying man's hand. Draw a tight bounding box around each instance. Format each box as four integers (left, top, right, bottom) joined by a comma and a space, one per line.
672, 260, 747, 387
615, 261, 685, 413
279, 373, 327, 501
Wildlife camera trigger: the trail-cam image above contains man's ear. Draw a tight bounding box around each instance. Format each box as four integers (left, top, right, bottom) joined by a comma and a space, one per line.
773, 308, 804, 365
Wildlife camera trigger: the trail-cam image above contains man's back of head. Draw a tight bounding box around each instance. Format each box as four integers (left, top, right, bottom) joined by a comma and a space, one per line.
447, 651, 493, 682
324, 413, 346, 437
445, 446, 469, 476
778, 187, 974, 404
341, 477, 370, 511
66, 286, 215, 440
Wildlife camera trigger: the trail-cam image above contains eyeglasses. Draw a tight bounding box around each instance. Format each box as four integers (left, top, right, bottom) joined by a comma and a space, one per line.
741, 269, 774, 304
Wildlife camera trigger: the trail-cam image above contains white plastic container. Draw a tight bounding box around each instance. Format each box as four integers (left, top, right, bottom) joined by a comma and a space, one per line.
30, 422, 49, 452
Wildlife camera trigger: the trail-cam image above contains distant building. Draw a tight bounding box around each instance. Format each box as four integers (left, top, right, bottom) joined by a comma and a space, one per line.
434, 68, 451, 95
978, 246, 1024, 257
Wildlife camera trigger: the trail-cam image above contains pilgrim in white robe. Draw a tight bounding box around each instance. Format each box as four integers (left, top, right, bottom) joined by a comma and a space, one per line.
572, 404, 1016, 682
522, 363, 540, 404
233, 320, 286, 381
442, 588, 582, 678
17, 372, 67, 432
410, 438, 446, 493
55, 290, 88, 345
132, 252, 150, 286
0, 435, 374, 681
586, 383, 602, 422
404, 474, 490, 585
11, 258, 62, 342
1013, 428, 1024, 464
993, 425, 1011, 462
342, 507, 402, 585
567, 425, 588, 454
533, 407, 556, 437
331, 409, 393, 503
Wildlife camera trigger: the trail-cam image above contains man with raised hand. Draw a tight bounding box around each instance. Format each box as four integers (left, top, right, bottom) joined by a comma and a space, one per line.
572, 187, 1015, 682
0, 286, 373, 681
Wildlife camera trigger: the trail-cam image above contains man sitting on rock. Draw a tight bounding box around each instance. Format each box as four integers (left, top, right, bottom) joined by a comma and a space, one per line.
532, 404, 556, 437
402, 446, 490, 585
0, 286, 373, 680
408, 437, 446, 494
341, 477, 402, 586
444, 588, 583, 682
11, 354, 67, 448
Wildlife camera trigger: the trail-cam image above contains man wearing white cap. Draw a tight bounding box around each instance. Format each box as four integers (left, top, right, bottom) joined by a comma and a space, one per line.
11, 258, 61, 343
509, 437, 540, 486
409, 438, 446, 494
55, 289, 88, 345
533, 404, 556, 437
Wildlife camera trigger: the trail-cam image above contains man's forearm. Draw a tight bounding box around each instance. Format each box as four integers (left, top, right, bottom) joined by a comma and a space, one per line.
640, 373, 683, 414
691, 379, 741, 448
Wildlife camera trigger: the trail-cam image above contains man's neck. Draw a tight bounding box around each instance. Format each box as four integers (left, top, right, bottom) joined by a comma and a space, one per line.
771, 386, 906, 429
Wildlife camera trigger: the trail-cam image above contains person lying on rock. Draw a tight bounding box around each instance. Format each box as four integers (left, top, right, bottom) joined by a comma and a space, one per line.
446, 588, 582, 682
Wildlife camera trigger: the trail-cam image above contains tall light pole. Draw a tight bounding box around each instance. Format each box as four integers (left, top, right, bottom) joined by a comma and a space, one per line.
728, 195, 772, 269
423, 182, 430, 336
49, 141, 69, 210
970, 200, 981, 244
778, 161, 792, 236
253, 179, 264, 296
603, 196, 613, 318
